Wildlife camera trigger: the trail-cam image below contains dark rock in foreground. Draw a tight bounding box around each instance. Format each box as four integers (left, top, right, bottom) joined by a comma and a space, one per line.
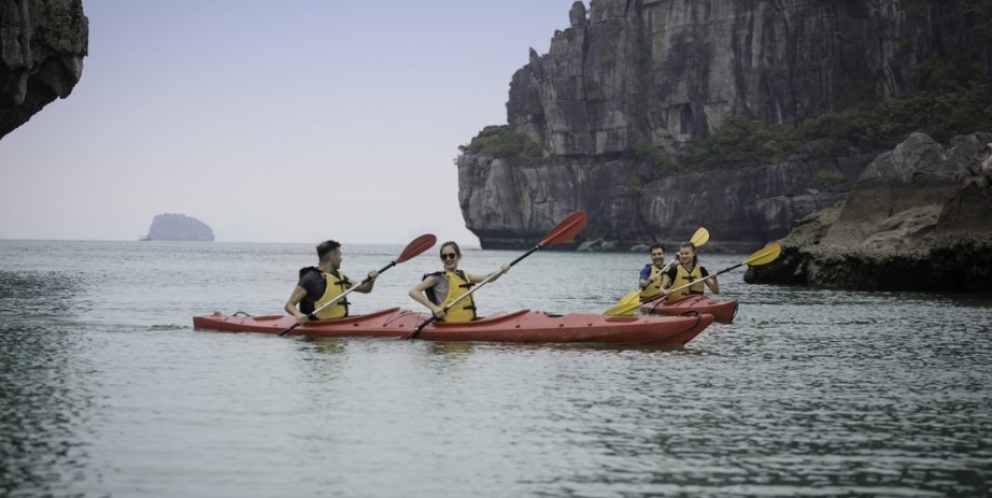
746, 132, 992, 292
144, 213, 214, 242
0, 0, 88, 140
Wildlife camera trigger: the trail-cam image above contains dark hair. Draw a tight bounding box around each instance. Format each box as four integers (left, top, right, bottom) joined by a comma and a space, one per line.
316, 240, 341, 261
439, 241, 461, 257
650, 243, 665, 253
680, 241, 698, 266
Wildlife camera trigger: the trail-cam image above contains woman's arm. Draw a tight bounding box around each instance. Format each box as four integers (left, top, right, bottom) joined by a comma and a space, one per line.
470, 262, 510, 284
704, 273, 720, 294
660, 272, 674, 296
409, 276, 444, 318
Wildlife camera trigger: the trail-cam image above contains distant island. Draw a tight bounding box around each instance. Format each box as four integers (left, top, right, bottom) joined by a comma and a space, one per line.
142, 213, 214, 242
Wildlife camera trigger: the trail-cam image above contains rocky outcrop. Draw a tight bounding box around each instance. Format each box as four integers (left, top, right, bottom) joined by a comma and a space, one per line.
745, 132, 992, 291
459, 141, 873, 251
1, 0, 88, 140
458, 0, 990, 250
144, 213, 215, 242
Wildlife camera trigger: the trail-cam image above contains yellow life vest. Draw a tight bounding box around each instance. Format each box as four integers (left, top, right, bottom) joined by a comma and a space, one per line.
312, 270, 352, 319
668, 264, 705, 300
639, 264, 668, 299
425, 270, 476, 323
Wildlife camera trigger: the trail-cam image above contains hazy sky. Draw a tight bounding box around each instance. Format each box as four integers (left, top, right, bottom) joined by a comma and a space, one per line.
0, 0, 580, 245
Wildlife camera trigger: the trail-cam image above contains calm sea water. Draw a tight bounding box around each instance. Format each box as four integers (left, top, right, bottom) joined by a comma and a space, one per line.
1, 240, 990, 498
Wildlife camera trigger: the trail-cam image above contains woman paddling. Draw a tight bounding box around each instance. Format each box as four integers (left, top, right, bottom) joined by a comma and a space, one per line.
408, 241, 509, 322
661, 241, 719, 300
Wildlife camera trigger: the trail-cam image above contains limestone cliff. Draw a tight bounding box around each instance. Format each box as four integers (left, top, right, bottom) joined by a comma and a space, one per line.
0, 0, 88, 140
458, 0, 990, 250
459, 144, 873, 251
745, 132, 992, 292
144, 213, 215, 242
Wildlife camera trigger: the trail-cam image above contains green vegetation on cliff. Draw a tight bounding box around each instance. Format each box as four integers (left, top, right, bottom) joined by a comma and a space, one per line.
681, 116, 804, 169
630, 139, 673, 172
804, 56, 991, 152
460, 126, 543, 166
680, 54, 991, 170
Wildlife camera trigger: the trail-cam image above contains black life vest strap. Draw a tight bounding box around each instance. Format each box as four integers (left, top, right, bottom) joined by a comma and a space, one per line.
455, 270, 475, 289
679, 272, 703, 295
328, 270, 350, 316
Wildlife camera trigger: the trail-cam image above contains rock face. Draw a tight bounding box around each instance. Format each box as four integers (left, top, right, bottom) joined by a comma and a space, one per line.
745, 132, 992, 292
458, 0, 988, 250
144, 214, 215, 242
459, 146, 872, 251
0, 0, 88, 140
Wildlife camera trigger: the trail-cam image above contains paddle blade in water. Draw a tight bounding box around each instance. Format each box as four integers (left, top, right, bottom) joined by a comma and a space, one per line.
539, 211, 588, 248
396, 234, 437, 263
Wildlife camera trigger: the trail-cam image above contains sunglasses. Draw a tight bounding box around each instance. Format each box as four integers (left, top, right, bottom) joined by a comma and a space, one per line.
440, 253, 458, 260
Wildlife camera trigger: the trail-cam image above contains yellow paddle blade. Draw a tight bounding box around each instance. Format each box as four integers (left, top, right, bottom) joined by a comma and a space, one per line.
602, 290, 642, 316
743, 243, 782, 266
603, 300, 640, 317
690, 227, 709, 247
617, 290, 640, 307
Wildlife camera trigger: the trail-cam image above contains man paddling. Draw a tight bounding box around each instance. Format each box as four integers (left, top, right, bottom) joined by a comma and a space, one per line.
284, 240, 379, 325
638, 243, 671, 300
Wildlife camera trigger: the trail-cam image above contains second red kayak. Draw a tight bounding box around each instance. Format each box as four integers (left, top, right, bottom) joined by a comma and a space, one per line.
193, 307, 715, 347
639, 295, 738, 324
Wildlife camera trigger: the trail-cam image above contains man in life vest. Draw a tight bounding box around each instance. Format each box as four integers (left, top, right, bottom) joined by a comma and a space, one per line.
638, 243, 671, 300
408, 241, 510, 323
660, 241, 719, 300
284, 240, 379, 325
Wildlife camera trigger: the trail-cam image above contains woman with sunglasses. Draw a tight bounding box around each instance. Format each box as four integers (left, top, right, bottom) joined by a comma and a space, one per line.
660, 241, 719, 300
408, 241, 510, 322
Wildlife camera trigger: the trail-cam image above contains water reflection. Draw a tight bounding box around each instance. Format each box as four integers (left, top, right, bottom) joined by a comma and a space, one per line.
308, 337, 347, 356
428, 341, 475, 357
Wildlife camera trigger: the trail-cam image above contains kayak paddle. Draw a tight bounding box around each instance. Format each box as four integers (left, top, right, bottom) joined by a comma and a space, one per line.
401, 211, 588, 340
604, 227, 709, 316
278, 233, 437, 337
604, 242, 782, 317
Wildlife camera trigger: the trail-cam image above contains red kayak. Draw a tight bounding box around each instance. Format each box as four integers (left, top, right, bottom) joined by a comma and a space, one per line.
193, 307, 714, 347
639, 295, 738, 324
